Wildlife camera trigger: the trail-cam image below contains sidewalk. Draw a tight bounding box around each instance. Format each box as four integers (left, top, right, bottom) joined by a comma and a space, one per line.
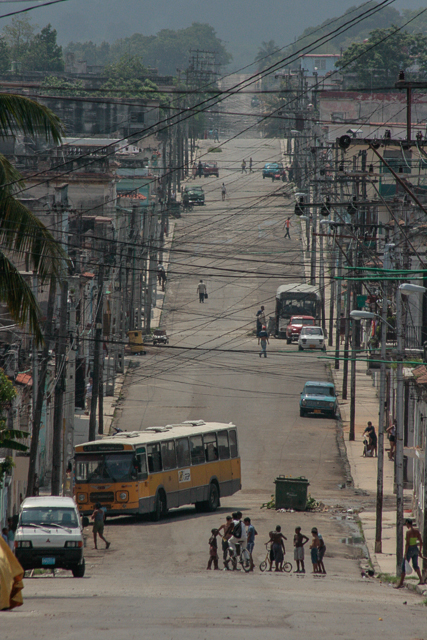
293, 196, 426, 592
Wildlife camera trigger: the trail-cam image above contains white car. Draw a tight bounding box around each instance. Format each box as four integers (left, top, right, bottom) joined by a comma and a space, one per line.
298, 326, 326, 351
14, 496, 86, 577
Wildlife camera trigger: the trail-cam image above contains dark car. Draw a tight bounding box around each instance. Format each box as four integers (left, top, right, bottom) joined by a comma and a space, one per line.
299, 381, 338, 419
285, 315, 316, 344
203, 162, 219, 178
184, 185, 205, 205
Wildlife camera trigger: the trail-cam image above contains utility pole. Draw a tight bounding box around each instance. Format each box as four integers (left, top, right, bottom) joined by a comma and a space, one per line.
349, 279, 357, 441
342, 269, 352, 400
27, 281, 56, 497
328, 241, 335, 347
395, 285, 404, 576
375, 281, 388, 552
52, 279, 68, 495
63, 278, 78, 494
89, 261, 104, 442
32, 274, 38, 422
334, 241, 342, 369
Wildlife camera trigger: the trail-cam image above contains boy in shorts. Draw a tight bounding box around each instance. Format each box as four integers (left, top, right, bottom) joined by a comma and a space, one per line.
293, 526, 309, 573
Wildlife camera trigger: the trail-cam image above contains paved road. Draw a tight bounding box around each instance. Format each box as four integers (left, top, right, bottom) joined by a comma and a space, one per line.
3, 136, 426, 639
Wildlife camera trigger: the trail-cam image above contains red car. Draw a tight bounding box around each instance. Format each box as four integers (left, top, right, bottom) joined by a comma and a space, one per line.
285, 316, 316, 344
203, 162, 219, 178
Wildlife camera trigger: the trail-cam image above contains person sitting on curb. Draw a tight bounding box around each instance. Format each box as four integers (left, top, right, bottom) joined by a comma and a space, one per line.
395, 519, 425, 589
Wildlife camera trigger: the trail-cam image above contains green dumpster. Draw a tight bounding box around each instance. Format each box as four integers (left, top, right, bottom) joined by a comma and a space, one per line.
274, 476, 310, 510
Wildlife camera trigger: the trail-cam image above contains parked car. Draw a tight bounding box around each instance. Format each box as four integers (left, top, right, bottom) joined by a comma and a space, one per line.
298, 326, 326, 351
153, 329, 169, 345
184, 185, 205, 205
299, 380, 338, 418
14, 496, 87, 577
286, 315, 316, 344
203, 162, 219, 178
262, 162, 285, 180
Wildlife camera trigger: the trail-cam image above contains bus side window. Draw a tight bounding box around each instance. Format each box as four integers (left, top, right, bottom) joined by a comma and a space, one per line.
203, 433, 218, 462
176, 437, 190, 468
147, 443, 162, 473
161, 440, 177, 470
189, 436, 204, 465
229, 430, 238, 458
135, 448, 148, 480
217, 430, 230, 459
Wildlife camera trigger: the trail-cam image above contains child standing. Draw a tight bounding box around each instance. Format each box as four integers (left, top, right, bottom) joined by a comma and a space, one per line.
207, 528, 219, 570
293, 526, 309, 573
310, 527, 320, 573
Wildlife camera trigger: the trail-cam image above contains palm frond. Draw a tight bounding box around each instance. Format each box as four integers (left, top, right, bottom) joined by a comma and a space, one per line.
0, 250, 43, 344
0, 154, 25, 191
0, 184, 70, 280
0, 428, 30, 440
0, 94, 64, 143
0, 439, 28, 452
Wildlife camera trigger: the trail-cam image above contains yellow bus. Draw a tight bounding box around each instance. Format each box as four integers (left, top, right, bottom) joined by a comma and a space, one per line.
74, 421, 241, 520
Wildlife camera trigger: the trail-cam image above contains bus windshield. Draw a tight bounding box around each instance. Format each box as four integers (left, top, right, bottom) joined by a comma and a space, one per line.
278, 295, 317, 318
75, 453, 136, 482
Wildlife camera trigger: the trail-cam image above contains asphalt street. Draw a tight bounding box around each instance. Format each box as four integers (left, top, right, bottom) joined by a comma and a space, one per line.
2, 130, 426, 638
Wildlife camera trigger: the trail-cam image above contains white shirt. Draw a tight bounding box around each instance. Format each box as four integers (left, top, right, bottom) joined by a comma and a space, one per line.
197, 282, 207, 294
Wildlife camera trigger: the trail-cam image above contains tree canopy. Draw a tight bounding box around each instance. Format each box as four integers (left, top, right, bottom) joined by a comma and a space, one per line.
2, 16, 63, 72
336, 27, 427, 88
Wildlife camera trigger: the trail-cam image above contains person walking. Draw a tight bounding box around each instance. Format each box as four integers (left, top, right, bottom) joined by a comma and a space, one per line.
197, 279, 207, 303
395, 519, 424, 588
258, 325, 269, 358
207, 529, 220, 570
363, 421, 377, 457
386, 422, 396, 460
221, 183, 227, 201
244, 517, 258, 571
249, 157, 253, 173
228, 511, 247, 569
192, 162, 197, 179
214, 128, 219, 142
241, 159, 247, 174
284, 217, 291, 239
293, 526, 309, 573
91, 502, 110, 550
198, 160, 203, 178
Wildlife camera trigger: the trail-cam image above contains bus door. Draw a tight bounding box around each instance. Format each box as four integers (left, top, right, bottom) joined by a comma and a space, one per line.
160, 440, 179, 508
217, 430, 232, 483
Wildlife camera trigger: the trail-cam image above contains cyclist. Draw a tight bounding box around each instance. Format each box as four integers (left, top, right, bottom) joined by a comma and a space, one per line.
228, 511, 247, 568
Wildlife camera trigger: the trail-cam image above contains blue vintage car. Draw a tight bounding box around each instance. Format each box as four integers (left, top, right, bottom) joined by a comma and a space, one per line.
262, 162, 284, 179
299, 381, 338, 419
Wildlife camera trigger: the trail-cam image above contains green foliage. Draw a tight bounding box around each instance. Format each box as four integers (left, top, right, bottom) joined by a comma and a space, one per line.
0, 39, 10, 74
0, 369, 27, 466
100, 57, 164, 100
3, 14, 37, 63
40, 76, 86, 97
254, 40, 282, 73
306, 494, 320, 510
260, 494, 276, 509
24, 24, 63, 72
207, 147, 222, 153
0, 368, 16, 406
64, 40, 111, 66
336, 27, 427, 88
0, 456, 15, 488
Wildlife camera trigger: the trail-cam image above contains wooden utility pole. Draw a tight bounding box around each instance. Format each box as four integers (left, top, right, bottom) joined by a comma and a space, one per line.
27, 281, 56, 497
89, 261, 104, 442
51, 279, 68, 495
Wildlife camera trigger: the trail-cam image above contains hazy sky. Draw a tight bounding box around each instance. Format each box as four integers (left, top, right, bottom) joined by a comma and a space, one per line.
1, 0, 426, 67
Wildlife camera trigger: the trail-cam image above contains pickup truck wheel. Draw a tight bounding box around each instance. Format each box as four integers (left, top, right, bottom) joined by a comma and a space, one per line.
72, 560, 85, 578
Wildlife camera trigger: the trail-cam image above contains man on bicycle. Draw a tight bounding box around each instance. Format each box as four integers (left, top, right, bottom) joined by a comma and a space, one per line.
228, 511, 247, 567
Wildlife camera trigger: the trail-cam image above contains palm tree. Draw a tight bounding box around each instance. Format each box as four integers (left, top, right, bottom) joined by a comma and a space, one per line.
254, 40, 282, 72
0, 94, 67, 343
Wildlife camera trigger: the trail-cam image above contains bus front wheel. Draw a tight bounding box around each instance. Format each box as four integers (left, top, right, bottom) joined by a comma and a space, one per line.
206, 483, 220, 512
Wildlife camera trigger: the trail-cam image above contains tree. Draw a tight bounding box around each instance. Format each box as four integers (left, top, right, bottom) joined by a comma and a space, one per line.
254, 40, 282, 72
3, 14, 37, 64
0, 94, 67, 343
0, 39, 11, 74
24, 24, 63, 72
336, 27, 427, 88
64, 40, 111, 66
100, 57, 164, 100
0, 368, 28, 458
40, 75, 86, 97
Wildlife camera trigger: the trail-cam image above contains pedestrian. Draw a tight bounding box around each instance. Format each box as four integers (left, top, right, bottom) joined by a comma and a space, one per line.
214, 128, 219, 142
256, 305, 266, 336
85, 377, 93, 415
241, 159, 247, 174
395, 519, 425, 588
91, 502, 111, 550
218, 515, 234, 568
284, 217, 291, 239
221, 183, 227, 201
244, 517, 258, 571
157, 262, 165, 286
363, 421, 377, 457
293, 526, 309, 573
386, 422, 396, 460
192, 162, 197, 179
269, 525, 287, 572
228, 511, 247, 570
317, 529, 326, 574
258, 325, 269, 358
249, 157, 253, 173
7, 518, 15, 553
1, 528, 8, 544
310, 528, 320, 573
339, 312, 346, 344
197, 279, 207, 303
207, 529, 220, 570
198, 160, 203, 178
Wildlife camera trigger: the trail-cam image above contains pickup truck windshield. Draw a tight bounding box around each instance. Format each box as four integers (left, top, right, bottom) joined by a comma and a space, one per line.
20, 507, 78, 528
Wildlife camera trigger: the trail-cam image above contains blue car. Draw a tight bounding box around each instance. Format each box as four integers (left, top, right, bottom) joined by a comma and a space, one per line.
299, 381, 338, 419
262, 162, 284, 179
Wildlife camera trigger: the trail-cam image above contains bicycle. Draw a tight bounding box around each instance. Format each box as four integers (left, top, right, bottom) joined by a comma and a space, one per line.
259, 544, 292, 573
225, 542, 251, 573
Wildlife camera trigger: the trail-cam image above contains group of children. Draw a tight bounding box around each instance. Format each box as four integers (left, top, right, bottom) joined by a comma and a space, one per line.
207, 513, 326, 574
